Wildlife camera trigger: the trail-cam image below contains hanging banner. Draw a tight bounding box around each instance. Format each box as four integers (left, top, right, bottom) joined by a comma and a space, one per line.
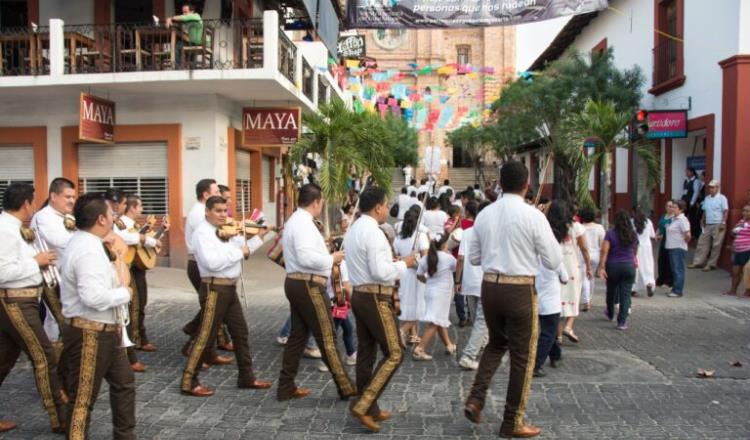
242, 107, 301, 147
79, 93, 115, 144
348, 0, 608, 28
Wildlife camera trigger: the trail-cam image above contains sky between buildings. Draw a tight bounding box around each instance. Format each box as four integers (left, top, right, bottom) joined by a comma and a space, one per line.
515, 16, 571, 72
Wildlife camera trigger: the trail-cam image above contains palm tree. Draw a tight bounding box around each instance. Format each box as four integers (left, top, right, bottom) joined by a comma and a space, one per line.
562, 100, 660, 226
289, 100, 395, 235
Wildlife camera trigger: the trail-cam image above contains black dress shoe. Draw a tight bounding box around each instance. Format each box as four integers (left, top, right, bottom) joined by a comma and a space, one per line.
533, 368, 546, 378
549, 359, 558, 368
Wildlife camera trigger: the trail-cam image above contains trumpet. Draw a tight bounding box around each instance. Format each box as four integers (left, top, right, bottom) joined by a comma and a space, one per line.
32, 235, 62, 289
114, 304, 134, 348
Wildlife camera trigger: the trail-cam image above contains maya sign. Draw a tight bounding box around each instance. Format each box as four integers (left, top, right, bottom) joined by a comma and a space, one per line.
242, 107, 300, 147
646, 110, 688, 139
79, 93, 115, 143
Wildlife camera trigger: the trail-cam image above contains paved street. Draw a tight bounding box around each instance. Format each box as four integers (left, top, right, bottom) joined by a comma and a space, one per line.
2, 249, 749, 440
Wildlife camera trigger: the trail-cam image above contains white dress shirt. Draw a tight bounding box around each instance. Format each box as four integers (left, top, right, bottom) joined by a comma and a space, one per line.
60, 231, 131, 324
437, 185, 454, 197
457, 227, 483, 297
120, 215, 157, 248
282, 208, 333, 277
468, 193, 562, 276
192, 220, 263, 279
417, 184, 429, 195
535, 260, 568, 316
31, 205, 73, 258
184, 201, 206, 255
344, 214, 406, 287
396, 193, 412, 220
423, 209, 449, 238
0, 212, 43, 288
406, 185, 417, 196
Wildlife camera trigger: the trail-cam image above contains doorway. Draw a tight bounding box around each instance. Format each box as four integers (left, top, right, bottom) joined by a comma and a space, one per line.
0, 0, 27, 28
115, 0, 153, 23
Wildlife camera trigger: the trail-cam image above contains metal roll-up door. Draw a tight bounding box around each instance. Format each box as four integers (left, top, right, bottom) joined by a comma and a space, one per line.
78, 143, 169, 214
0, 145, 34, 203
235, 149, 252, 214
261, 156, 278, 226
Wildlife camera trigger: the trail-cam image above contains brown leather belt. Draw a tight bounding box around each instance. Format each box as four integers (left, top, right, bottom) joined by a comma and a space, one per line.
354, 284, 395, 295
201, 277, 236, 286
482, 273, 535, 286
0, 286, 43, 298
68, 317, 118, 332
287, 272, 328, 286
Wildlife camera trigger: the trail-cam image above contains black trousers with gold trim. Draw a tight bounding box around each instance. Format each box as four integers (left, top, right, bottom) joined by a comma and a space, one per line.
41, 284, 69, 386
350, 289, 403, 417
129, 266, 149, 347
466, 281, 539, 434
0, 296, 66, 431
278, 277, 355, 400
62, 324, 135, 440
181, 282, 257, 391
183, 260, 230, 355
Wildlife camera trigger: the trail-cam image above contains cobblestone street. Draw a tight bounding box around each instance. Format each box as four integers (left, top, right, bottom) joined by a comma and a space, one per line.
2, 253, 749, 439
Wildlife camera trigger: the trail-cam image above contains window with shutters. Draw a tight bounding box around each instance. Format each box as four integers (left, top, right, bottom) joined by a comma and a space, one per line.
235, 149, 252, 213
77, 143, 168, 215
0, 146, 34, 205
457, 45, 470, 66
650, 0, 685, 95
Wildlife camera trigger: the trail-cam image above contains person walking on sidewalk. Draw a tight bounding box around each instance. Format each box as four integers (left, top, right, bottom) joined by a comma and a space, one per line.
690, 180, 729, 272
632, 208, 656, 297
656, 201, 675, 289
463, 160, 562, 439
579, 207, 604, 310
598, 211, 639, 330
666, 201, 692, 298
723, 204, 750, 298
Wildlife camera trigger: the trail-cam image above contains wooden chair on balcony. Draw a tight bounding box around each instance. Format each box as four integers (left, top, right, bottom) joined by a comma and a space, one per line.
116, 26, 150, 71
241, 26, 263, 68
78, 29, 113, 73
181, 25, 213, 69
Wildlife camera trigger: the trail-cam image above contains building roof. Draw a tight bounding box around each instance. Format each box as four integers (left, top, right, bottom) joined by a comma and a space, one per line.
527, 11, 599, 71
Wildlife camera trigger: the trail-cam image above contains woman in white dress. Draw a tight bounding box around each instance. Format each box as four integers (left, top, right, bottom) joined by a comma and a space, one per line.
394, 206, 430, 345
422, 196, 448, 239
632, 208, 656, 297
580, 207, 605, 311
413, 235, 457, 360
549, 202, 591, 344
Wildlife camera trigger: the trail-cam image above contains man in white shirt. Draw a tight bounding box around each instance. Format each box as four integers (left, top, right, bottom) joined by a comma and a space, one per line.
344, 186, 417, 432
406, 178, 418, 197
396, 187, 412, 221
181, 196, 272, 397
0, 183, 65, 435
121, 194, 166, 353
690, 180, 729, 271
30, 177, 76, 341
437, 179, 454, 197
416, 178, 430, 196
181, 179, 233, 366
464, 160, 562, 439
277, 184, 355, 402
59, 192, 136, 439
402, 165, 413, 186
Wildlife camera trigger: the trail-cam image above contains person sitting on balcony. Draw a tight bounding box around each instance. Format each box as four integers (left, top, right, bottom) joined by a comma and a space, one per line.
166, 3, 204, 68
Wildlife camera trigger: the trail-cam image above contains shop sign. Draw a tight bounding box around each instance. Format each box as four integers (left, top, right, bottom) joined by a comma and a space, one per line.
79, 93, 115, 144
646, 110, 688, 139
242, 107, 301, 147
338, 35, 366, 58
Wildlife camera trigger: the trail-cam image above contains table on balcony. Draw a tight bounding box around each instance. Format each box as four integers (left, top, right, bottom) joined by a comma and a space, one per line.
36, 31, 99, 73
0, 32, 39, 75
135, 26, 190, 70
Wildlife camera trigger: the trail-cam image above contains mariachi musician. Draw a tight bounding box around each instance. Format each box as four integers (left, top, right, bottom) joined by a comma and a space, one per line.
105, 188, 146, 373
181, 195, 272, 396
121, 194, 169, 353
277, 183, 356, 402
59, 192, 136, 439
0, 183, 67, 434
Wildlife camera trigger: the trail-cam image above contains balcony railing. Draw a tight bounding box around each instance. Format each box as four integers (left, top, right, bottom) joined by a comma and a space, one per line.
302, 57, 314, 102
278, 29, 296, 83
1, 17, 280, 75
652, 40, 680, 86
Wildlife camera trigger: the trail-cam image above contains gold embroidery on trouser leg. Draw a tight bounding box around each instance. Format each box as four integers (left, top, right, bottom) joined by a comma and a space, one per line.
70, 329, 98, 440
182, 287, 218, 391
43, 286, 65, 325
353, 299, 402, 416
514, 287, 539, 430
129, 275, 140, 346
1, 300, 60, 429
306, 282, 354, 395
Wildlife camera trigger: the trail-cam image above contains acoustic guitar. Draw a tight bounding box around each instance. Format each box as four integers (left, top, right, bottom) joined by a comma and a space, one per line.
124, 215, 156, 266
105, 232, 132, 287
134, 215, 169, 270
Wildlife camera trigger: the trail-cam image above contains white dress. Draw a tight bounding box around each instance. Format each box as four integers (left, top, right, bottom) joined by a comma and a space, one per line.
417, 251, 457, 327
393, 226, 429, 321
423, 209, 449, 239
560, 223, 584, 318
634, 219, 656, 290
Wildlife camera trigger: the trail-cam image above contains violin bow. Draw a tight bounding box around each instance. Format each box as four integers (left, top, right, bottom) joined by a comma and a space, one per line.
534, 152, 554, 206
238, 186, 249, 311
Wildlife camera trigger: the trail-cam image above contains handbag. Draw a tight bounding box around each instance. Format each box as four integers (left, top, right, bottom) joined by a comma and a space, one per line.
332, 301, 349, 319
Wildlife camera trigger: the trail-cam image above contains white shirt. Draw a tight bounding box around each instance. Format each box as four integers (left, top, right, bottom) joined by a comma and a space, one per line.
60, 231, 131, 324
282, 208, 333, 277
326, 260, 349, 299
416, 251, 456, 293
406, 185, 417, 196
192, 221, 263, 279
0, 212, 43, 288
417, 184, 429, 195
457, 227, 483, 297
396, 193, 412, 220
423, 209, 449, 238
344, 214, 406, 286
666, 213, 691, 250
437, 185, 454, 197
535, 260, 568, 316
31, 205, 73, 258
582, 223, 605, 262
120, 215, 157, 248
468, 193, 562, 276
184, 201, 206, 255
702, 193, 729, 225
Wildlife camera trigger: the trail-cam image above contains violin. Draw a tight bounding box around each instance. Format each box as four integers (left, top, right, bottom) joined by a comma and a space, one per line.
327, 236, 346, 307
216, 219, 277, 241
